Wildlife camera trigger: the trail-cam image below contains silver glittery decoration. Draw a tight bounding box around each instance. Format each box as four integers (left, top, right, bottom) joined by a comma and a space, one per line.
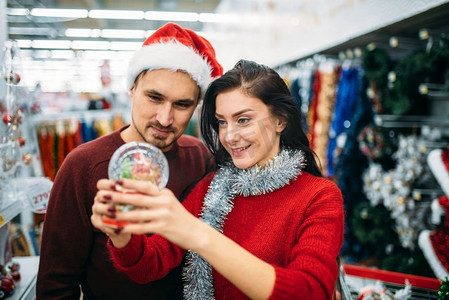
183, 148, 306, 299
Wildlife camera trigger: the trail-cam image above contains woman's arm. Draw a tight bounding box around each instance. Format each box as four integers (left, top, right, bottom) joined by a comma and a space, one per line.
93, 178, 276, 299
191, 221, 276, 300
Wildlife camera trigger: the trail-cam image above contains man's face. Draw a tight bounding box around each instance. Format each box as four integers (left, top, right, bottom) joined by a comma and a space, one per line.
128, 69, 200, 152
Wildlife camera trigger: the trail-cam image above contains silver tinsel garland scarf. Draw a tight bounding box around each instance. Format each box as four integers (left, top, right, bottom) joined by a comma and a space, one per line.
183, 148, 306, 299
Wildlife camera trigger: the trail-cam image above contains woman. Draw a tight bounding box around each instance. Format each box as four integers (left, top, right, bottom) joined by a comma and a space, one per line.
91, 60, 344, 299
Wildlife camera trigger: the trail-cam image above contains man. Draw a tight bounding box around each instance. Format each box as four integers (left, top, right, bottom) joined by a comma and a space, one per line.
36, 22, 223, 299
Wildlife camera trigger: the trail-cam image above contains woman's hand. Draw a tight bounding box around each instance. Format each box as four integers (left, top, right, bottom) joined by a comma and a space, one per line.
91, 179, 133, 248
92, 178, 207, 250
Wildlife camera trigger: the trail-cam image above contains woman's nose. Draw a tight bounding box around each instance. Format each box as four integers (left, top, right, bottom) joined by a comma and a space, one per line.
224, 124, 240, 144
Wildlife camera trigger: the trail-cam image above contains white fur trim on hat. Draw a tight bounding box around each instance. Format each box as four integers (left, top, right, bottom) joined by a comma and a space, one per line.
127, 41, 213, 97
427, 148, 449, 196
418, 230, 449, 279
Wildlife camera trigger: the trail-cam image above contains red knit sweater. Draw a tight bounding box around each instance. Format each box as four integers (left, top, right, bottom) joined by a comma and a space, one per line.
110, 171, 344, 299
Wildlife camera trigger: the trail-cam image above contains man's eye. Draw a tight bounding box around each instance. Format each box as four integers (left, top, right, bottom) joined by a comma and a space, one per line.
175, 102, 192, 108
148, 95, 162, 101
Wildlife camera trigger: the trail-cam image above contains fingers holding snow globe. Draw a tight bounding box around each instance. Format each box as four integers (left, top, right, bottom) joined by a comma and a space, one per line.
92, 142, 169, 233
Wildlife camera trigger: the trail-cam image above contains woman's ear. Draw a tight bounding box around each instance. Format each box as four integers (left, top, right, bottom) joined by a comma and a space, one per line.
276, 117, 287, 133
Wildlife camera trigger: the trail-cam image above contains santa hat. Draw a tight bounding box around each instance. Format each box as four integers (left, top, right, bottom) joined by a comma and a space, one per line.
427, 147, 449, 196
127, 22, 223, 98
418, 195, 449, 279
418, 147, 449, 279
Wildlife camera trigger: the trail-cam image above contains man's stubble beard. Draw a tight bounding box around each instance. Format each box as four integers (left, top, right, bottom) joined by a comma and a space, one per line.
132, 118, 177, 152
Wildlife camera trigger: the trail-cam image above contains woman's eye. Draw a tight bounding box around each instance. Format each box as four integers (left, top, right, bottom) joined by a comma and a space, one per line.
237, 118, 250, 125
217, 119, 227, 126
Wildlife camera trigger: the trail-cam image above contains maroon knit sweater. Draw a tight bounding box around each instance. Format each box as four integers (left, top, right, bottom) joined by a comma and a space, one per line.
37, 125, 215, 300
110, 171, 344, 299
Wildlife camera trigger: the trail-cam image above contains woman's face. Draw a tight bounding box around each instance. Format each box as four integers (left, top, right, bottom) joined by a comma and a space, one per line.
215, 89, 285, 169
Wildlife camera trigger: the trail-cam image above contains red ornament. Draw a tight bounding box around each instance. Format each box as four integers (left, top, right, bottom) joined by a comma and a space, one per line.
8, 262, 21, 282
18, 137, 26, 147
442, 147, 449, 174
4, 72, 20, 84
2, 114, 12, 125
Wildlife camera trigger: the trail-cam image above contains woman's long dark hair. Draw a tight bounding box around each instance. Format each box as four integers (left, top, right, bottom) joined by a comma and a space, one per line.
201, 59, 322, 177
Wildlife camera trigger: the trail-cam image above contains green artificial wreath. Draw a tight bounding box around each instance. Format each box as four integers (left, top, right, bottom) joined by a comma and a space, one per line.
385, 36, 449, 115
352, 202, 399, 259
351, 202, 434, 277
362, 47, 391, 88
439, 277, 449, 300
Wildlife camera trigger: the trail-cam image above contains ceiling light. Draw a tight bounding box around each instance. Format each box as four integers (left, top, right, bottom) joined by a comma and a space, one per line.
101, 29, 146, 39
32, 40, 72, 49
144, 11, 198, 22
65, 28, 102, 38
9, 8, 230, 24
30, 8, 88, 18
90, 29, 102, 38
82, 51, 117, 60
16, 39, 33, 48
7, 8, 29, 16
50, 50, 76, 59
89, 9, 144, 20
9, 27, 56, 36
110, 42, 142, 51
71, 40, 110, 50
65, 28, 92, 38
32, 50, 52, 59
198, 13, 238, 23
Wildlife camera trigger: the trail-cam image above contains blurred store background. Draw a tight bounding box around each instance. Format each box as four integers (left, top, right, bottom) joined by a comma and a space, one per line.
1, 1, 449, 299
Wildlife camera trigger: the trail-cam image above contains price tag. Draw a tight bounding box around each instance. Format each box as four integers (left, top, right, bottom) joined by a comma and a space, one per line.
21, 177, 53, 214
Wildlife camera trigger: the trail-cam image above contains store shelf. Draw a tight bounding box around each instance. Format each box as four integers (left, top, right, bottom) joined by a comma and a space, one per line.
8, 256, 39, 300
343, 264, 441, 300
0, 201, 25, 228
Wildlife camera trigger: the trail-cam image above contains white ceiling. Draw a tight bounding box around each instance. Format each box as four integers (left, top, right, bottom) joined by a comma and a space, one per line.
4, 0, 449, 93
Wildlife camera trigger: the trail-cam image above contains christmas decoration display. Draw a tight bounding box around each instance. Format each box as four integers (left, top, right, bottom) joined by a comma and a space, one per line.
103, 142, 169, 226
327, 67, 360, 177
0, 261, 20, 298
363, 134, 429, 249
347, 279, 411, 300
427, 147, 449, 196
6, 262, 20, 282
357, 125, 396, 166
335, 76, 374, 262
362, 36, 449, 116
384, 36, 449, 116
308, 63, 340, 174
288, 59, 315, 132
439, 278, 449, 300
361, 46, 392, 114
1, 41, 23, 183
418, 147, 449, 279
418, 195, 449, 280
